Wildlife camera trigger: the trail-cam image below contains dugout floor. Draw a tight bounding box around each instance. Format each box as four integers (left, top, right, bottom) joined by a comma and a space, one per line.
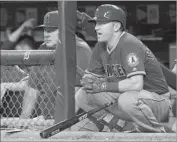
1, 117, 177, 142
1, 130, 176, 141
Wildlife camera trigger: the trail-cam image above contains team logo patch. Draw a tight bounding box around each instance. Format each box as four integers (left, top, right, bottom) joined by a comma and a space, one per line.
104, 11, 111, 19
126, 53, 139, 67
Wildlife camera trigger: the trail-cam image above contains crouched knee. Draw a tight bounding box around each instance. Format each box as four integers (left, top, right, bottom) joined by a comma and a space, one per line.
118, 92, 137, 113
75, 87, 88, 108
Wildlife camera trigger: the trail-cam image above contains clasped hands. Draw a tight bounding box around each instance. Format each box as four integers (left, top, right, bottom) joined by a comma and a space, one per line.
80, 73, 107, 93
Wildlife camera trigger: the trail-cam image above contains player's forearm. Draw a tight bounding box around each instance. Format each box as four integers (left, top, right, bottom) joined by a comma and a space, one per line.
8, 25, 25, 42
1, 24, 27, 49
118, 77, 143, 92
105, 76, 143, 92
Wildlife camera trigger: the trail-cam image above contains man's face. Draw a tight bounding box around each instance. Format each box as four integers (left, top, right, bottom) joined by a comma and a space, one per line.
44, 27, 59, 48
94, 22, 114, 42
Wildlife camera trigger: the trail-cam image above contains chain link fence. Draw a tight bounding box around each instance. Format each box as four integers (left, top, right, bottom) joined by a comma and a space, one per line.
1, 50, 57, 129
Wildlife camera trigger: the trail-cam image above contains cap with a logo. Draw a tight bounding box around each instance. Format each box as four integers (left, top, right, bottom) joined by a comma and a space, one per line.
37, 11, 59, 28
88, 4, 126, 29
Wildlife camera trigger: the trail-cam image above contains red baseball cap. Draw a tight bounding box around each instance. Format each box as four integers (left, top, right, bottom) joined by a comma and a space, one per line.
88, 4, 126, 29
37, 11, 59, 28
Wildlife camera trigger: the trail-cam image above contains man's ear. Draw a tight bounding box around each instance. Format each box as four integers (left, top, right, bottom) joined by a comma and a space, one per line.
114, 22, 121, 32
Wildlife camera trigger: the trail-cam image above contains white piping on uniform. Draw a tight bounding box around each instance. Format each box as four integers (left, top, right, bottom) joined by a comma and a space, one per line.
107, 31, 125, 54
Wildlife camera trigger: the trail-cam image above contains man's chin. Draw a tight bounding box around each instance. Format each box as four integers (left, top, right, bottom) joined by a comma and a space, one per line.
46, 43, 54, 48
97, 38, 106, 42
98, 39, 106, 42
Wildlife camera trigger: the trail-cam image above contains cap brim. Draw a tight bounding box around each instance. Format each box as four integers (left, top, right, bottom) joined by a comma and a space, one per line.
88, 19, 114, 24
88, 17, 97, 23
88, 19, 96, 23
35, 25, 45, 29
88, 18, 110, 23
35, 25, 59, 29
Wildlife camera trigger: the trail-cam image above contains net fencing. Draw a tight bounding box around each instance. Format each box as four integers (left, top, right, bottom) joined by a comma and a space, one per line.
1, 50, 57, 129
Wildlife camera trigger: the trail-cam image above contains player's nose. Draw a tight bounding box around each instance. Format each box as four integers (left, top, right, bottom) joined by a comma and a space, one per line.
44, 33, 50, 38
95, 25, 100, 33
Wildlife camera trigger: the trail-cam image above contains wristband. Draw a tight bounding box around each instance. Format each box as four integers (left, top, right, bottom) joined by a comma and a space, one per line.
106, 81, 120, 92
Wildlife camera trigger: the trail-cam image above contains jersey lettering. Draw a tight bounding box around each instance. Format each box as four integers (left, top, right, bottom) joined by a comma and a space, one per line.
106, 64, 126, 77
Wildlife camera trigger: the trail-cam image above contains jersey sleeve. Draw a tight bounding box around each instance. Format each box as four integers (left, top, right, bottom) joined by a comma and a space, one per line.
120, 41, 146, 78
87, 43, 105, 76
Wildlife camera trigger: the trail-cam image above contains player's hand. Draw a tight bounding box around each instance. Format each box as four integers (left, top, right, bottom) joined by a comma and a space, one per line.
22, 18, 36, 29
85, 80, 106, 94
80, 74, 95, 90
80, 73, 107, 93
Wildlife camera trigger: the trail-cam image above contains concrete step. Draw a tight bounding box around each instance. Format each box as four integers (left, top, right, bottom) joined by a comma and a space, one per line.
1, 129, 176, 141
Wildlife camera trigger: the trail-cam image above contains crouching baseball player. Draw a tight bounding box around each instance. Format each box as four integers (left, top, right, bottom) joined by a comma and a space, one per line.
75, 4, 171, 133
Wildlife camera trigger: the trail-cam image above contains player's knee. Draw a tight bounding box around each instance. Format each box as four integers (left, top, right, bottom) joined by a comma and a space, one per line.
31, 88, 39, 98
75, 87, 87, 108
118, 92, 137, 113
24, 87, 39, 101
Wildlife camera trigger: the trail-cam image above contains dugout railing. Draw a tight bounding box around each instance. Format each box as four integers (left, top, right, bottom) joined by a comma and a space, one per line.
1, 50, 57, 129
1, 1, 78, 130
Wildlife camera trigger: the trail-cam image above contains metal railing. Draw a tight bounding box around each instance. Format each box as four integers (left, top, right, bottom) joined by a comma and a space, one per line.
1, 50, 57, 129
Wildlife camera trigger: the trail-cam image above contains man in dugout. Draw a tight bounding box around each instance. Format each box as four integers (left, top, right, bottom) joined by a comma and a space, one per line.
28, 10, 92, 120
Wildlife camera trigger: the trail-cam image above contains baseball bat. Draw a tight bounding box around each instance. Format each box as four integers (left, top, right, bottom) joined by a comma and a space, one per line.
76, 65, 85, 77
40, 101, 116, 138
39, 65, 110, 138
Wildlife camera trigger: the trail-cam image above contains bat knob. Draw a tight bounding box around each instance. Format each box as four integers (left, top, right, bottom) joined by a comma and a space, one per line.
40, 131, 49, 139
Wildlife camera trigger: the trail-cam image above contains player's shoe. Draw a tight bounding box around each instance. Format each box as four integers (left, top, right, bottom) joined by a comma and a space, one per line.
89, 115, 127, 132
98, 116, 139, 133
88, 115, 105, 132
